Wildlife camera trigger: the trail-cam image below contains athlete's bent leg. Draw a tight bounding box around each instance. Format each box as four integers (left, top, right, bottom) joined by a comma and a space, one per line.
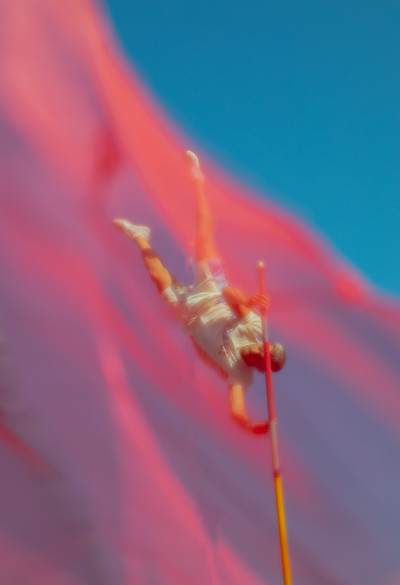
135, 236, 173, 293
113, 219, 173, 293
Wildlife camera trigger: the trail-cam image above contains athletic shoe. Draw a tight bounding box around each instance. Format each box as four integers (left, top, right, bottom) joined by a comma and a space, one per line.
183, 150, 204, 182
112, 218, 150, 241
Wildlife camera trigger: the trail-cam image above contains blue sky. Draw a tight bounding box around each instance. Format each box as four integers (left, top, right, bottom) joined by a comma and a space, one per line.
104, 0, 399, 297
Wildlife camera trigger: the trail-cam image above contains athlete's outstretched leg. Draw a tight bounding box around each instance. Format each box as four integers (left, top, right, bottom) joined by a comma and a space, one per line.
112, 220, 173, 293
184, 151, 218, 261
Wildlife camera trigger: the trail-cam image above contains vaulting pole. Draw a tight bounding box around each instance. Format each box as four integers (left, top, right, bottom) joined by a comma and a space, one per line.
257, 261, 292, 585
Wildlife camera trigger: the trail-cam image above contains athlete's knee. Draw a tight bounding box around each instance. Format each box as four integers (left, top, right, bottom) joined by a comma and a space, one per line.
195, 229, 217, 261
149, 265, 171, 292
197, 210, 214, 235
141, 249, 172, 291
148, 259, 163, 278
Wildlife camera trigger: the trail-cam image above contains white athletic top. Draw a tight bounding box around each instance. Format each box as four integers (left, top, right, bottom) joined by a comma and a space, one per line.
162, 259, 263, 389
186, 292, 263, 389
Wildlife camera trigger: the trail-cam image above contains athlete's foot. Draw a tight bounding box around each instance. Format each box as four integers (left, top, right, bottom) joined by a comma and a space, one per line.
112, 218, 151, 242
183, 150, 204, 183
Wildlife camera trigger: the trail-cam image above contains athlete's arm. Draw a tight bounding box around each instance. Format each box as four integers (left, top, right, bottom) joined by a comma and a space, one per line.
222, 286, 269, 319
228, 384, 269, 435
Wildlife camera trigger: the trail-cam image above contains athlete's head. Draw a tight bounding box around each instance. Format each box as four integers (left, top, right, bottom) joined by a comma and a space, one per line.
241, 342, 287, 373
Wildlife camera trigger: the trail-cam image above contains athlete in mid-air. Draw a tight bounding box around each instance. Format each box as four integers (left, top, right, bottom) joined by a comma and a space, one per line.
113, 151, 286, 434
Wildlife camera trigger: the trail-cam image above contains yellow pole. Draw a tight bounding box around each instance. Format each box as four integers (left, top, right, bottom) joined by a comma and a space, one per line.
257, 261, 292, 585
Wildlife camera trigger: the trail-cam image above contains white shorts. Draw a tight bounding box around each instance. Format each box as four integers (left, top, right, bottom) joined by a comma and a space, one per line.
161, 258, 228, 329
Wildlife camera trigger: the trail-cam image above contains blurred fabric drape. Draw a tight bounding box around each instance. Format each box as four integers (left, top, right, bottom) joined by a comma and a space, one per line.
0, 1, 399, 584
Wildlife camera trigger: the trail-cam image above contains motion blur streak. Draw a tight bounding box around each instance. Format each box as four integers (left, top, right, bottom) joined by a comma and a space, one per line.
0, 1, 399, 584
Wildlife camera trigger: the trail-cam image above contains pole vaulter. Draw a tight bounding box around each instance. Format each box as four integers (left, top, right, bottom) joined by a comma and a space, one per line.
113, 151, 287, 435
258, 261, 292, 585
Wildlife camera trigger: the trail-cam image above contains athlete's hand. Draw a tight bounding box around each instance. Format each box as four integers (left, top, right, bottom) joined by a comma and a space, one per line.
245, 293, 270, 311
247, 420, 270, 435
231, 413, 270, 436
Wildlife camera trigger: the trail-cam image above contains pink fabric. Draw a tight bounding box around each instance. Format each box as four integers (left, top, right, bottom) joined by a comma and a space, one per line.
0, 1, 399, 584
